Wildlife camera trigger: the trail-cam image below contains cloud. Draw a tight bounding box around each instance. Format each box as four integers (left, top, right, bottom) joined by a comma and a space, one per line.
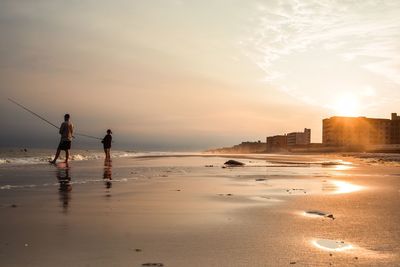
241, 0, 400, 114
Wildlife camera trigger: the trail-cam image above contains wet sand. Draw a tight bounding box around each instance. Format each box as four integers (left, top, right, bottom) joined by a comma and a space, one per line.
0, 154, 399, 266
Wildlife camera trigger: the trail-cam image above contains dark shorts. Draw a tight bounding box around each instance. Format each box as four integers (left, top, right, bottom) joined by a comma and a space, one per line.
58, 140, 71, 150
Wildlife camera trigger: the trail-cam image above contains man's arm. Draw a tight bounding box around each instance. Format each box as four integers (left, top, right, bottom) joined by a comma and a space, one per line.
59, 123, 65, 135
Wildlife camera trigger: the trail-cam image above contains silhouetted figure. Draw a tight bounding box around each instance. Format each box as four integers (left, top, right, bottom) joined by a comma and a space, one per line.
101, 129, 112, 161
50, 114, 74, 164
103, 159, 112, 192
56, 162, 72, 213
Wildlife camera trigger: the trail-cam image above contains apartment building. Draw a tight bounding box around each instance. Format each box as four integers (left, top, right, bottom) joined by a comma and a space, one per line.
322, 114, 399, 146
287, 128, 311, 146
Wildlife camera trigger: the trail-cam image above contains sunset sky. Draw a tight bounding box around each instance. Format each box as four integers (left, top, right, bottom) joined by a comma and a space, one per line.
1, 1, 400, 150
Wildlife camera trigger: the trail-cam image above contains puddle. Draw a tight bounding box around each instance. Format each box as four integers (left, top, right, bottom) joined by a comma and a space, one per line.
263, 179, 364, 196
311, 238, 394, 260
327, 180, 364, 194
249, 196, 283, 202
312, 239, 353, 251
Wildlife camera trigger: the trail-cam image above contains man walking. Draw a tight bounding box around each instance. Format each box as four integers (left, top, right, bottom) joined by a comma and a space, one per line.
50, 114, 74, 164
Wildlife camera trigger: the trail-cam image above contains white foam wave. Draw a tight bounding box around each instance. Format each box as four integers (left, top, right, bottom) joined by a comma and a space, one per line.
0, 176, 132, 190
0, 150, 139, 166
0, 151, 206, 167
0, 156, 52, 166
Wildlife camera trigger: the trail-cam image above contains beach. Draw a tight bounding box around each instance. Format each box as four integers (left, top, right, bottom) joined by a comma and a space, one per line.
0, 152, 399, 266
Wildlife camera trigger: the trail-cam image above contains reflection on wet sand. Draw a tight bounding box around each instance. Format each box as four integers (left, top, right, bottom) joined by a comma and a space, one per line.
256, 178, 365, 196
312, 239, 353, 252
333, 164, 353, 171
322, 180, 364, 194
103, 160, 112, 196
56, 162, 72, 213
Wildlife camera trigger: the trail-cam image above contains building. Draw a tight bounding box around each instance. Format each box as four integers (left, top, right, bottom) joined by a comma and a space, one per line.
322, 114, 400, 147
266, 135, 287, 152
287, 128, 311, 146
391, 113, 400, 144
266, 128, 311, 152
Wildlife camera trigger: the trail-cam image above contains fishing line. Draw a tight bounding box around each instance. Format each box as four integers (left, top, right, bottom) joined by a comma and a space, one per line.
8, 98, 103, 141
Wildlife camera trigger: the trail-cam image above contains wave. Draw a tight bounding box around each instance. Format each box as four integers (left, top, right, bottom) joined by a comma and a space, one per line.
0, 150, 204, 166
0, 150, 139, 166
0, 177, 132, 190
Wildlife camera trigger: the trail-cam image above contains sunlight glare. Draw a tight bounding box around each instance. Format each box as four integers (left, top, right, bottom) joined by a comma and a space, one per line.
332, 93, 360, 116
331, 180, 364, 194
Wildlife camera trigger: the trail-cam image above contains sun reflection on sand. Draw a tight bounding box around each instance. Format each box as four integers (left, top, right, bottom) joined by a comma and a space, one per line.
330, 180, 364, 194
333, 164, 353, 171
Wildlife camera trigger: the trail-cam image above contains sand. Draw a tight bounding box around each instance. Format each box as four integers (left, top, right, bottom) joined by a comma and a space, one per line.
0, 154, 399, 266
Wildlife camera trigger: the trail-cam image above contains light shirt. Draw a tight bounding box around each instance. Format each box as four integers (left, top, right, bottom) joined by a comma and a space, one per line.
59, 121, 74, 141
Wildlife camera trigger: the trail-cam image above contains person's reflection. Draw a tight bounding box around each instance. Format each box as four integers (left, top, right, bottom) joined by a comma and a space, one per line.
56, 162, 72, 213
103, 159, 112, 196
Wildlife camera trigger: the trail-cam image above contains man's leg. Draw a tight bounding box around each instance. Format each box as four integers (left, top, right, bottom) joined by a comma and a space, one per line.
65, 149, 70, 163
50, 149, 61, 164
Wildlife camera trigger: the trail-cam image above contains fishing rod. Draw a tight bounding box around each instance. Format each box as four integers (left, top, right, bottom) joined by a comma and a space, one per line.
8, 98, 103, 141
8, 98, 60, 129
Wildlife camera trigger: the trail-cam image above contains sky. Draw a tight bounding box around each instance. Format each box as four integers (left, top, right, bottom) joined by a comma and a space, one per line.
1, 0, 400, 151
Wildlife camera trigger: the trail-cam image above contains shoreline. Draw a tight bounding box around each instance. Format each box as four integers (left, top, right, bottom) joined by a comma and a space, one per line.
2, 147, 400, 168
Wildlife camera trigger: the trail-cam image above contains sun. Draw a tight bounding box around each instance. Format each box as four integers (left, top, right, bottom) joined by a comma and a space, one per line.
331, 93, 360, 116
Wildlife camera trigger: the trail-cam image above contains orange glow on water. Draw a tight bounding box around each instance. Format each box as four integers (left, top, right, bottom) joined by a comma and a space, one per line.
331, 180, 364, 194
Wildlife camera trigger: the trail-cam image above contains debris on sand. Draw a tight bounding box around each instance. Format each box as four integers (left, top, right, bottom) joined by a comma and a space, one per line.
306, 210, 335, 220
255, 178, 267, 181
218, 193, 233, 197
142, 263, 164, 267
205, 165, 214, 167
326, 214, 335, 220
224, 160, 245, 166
286, 188, 306, 194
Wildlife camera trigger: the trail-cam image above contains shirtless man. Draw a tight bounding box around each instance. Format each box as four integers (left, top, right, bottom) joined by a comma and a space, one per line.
50, 114, 74, 164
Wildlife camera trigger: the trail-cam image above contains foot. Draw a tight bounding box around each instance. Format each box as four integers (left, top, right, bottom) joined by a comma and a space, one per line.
49, 160, 56, 164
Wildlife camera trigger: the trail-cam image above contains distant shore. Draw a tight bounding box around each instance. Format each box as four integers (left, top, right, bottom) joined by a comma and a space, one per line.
206, 142, 400, 155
